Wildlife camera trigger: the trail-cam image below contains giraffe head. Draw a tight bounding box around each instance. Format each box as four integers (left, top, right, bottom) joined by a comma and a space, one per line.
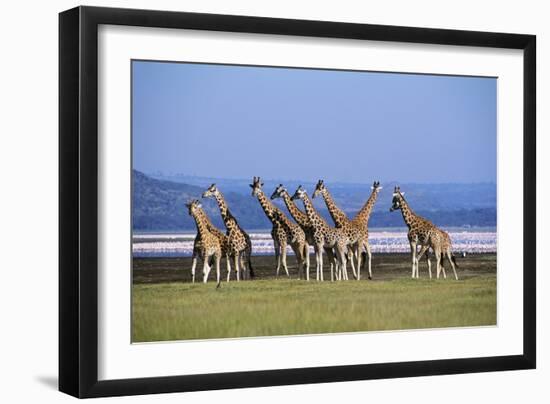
185, 199, 202, 215
389, 186, 405, 212
202, 183, 220, 199
371, 181, 382, 192
249, 176, 264, 197
290, 185, 307, 201
312, 179, 326, 199
270, 184, 287, 200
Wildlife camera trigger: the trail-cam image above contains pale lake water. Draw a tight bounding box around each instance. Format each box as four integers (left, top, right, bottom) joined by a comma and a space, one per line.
133, 228, 496, 258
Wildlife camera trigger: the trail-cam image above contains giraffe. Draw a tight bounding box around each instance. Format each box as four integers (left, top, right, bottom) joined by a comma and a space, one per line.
291, 186, 349, 282
189, 207, 231, 283
389, 186, 458, 280
202, 184, 254, 281
185, 200, 222, 287
250, 177, 308, 279
312, 180, 362, 280
270, 184, 315, 280
271, 208, 310, 280
417, 228, 459, 280
350, 181, 383, 280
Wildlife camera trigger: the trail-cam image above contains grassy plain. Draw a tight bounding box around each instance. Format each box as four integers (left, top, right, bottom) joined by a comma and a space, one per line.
132, 254, 496, 342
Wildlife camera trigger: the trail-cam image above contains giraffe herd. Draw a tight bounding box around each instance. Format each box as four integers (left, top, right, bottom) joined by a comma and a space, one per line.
187, 178, 459, 284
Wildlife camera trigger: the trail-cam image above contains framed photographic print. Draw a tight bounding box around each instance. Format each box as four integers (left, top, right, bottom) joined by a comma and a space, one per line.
59, 6, 536, 398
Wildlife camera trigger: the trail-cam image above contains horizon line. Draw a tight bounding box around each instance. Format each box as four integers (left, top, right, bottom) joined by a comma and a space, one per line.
136, 169, 497, 186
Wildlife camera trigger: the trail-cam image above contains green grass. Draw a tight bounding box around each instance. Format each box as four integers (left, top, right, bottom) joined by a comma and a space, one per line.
132, 275, 496, 342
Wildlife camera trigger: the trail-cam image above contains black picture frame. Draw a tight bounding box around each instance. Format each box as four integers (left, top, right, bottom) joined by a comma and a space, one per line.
59, 5, 536, 398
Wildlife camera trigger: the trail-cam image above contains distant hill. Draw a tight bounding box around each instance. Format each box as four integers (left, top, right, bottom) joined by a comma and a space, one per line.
133, 170, 496, 232
150, 173, 496, 211
133, 170, 270, 231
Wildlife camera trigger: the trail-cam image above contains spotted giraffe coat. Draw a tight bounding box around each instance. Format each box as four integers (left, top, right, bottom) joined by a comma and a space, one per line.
271, 185, 315, 246
203, 185, 254, 278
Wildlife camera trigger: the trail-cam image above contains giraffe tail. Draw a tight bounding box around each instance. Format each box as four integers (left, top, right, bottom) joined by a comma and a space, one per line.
451, 254, 459, 268
247, 247, 255, 279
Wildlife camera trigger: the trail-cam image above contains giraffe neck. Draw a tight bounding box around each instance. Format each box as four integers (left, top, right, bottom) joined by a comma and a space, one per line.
213, 191, 231, 225
320, 189, 348, 227
302, 194, 326, 229
213, 191, 243, 236
399, 197, 417, 229
281, 192, 309, 227
255, 189, 277, 223
354, 189, 379, 226
191, 209, 211, 238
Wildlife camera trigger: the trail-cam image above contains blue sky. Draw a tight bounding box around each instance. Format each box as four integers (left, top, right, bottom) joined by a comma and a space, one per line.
132, 60, 496, 184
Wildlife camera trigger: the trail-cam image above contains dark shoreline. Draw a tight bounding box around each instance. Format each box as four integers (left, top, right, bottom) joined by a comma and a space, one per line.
133, 253, 496, 285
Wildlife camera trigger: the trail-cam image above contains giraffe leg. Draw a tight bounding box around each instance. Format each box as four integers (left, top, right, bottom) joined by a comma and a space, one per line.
417, 245, 430, 279
447, 250, 459, 280
205, 256, 213, 279
190, 257, 198, 283
343, 256, 348, 281
317, 247, 322, 281
240, 253, 247, 280
238, 254, 243, 281
435, 248, 442, 279
413, 245, 420, 278
215, 255, 221, 288
322, 251, 327, 282
274, 238, 281, 277
324, 247, 334, 281
426, 253, 432, 279
317, 245, 324, 282
355, 244, 362, 281
334, 255, 341, 280
281, 241, 290, 277
298, 242, 306, 280
234, 255, 240, 282
314, 246, 320, 281
202, 257, 210, 283
202, 255, 211, 283
325, 246, 334, 282
333, 253, 339, 281
305, 242, 310, 281
335, 245, 347, 281
366, 242, 373, 280
348, 246, 357, 280
438, 248, 447, 279
410, 241, 417, 278
226, 255, 232, 282
245, 245, 254, 280
344, 250, 348, 280
417, 249, 422, 278
348, 246, 358, 280
343, 259, 349, 280
342, 247, 349, 281
292, 243, 302, 280
332, 253, 338, 281
327, 248, 339, 281
336, 245, 347, 281
305, 243, 311, 281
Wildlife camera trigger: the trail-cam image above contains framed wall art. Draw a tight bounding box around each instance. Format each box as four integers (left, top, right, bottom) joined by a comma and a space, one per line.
59, 5, 536, 398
